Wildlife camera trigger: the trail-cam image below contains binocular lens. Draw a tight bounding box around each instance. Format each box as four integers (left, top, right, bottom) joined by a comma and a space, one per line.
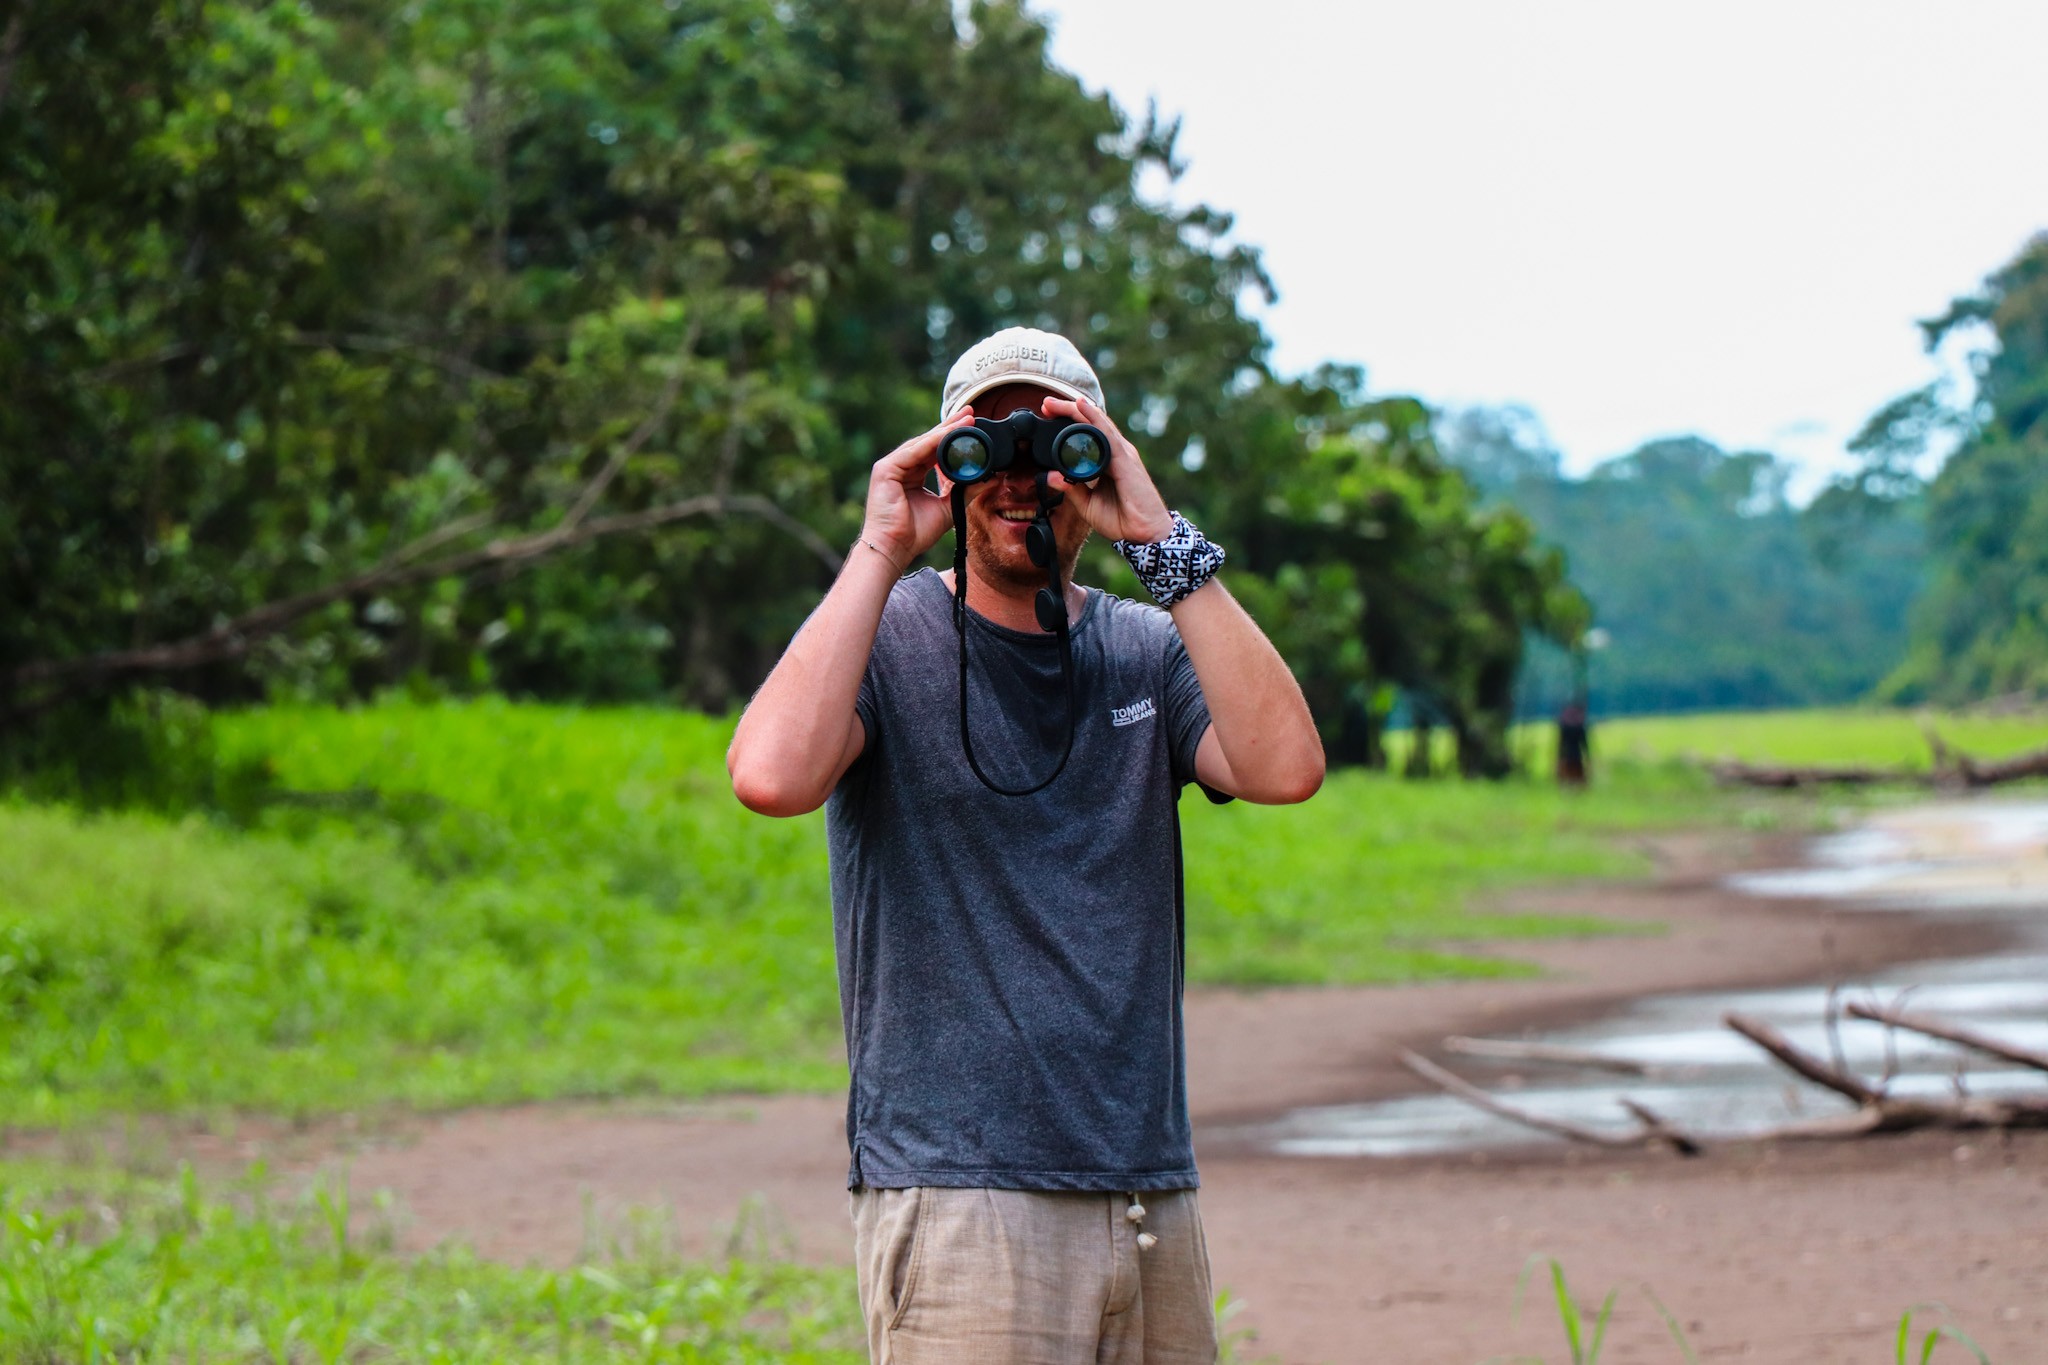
1056, 429, 1107, 481
940, 431, 993, 482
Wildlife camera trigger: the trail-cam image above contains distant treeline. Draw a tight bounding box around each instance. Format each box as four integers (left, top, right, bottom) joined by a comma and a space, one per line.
1442, 228, 2048, 719
1440, 420, 1925, 717
2, 0, 1583, 777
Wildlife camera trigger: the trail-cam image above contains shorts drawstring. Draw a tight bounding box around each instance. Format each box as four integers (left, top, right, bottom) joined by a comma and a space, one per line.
1126, 1193, 1157, 1252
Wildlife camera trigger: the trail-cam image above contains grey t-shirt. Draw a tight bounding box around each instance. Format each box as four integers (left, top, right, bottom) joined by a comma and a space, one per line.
824, 567, 1213, 1192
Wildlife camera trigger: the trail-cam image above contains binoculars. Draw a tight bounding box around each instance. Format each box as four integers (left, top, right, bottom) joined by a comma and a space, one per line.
938, 409, 1111, 485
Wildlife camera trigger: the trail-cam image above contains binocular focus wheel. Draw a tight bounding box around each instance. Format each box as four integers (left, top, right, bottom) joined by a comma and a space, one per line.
1035, 588, 1065, 633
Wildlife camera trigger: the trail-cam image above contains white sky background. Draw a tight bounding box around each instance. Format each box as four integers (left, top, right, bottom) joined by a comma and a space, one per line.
1032, 1, 2048, 494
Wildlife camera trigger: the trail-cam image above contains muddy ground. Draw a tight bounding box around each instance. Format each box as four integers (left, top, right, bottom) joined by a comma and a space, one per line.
36, 828, 2048, 1363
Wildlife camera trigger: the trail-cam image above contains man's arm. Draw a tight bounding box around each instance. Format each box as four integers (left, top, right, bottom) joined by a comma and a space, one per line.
1039, 396, 1325, 806
1174, 579, 1325, 804
726, 417, 965, 817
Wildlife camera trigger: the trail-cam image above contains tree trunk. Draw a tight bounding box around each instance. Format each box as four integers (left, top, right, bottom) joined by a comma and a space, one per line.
1404, 714, 1434, 778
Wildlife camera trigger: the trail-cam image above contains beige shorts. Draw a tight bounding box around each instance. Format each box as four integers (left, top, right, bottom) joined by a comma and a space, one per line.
850, 1185, 1219, 1364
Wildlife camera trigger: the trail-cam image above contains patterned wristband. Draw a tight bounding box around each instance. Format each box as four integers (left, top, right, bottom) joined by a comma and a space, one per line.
1115, 512, 1226, 607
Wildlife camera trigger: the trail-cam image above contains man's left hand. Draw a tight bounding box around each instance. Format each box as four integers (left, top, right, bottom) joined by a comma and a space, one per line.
1040, 396, 1174, 545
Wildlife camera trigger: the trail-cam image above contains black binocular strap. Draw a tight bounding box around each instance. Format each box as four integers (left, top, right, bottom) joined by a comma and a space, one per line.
950, 479, 1078, 797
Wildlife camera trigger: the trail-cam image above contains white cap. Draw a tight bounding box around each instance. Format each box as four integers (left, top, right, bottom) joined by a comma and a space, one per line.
940, 326, 1105, 419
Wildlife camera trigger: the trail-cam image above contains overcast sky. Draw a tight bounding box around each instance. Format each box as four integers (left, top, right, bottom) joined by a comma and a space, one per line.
1033, 1, 2048, 491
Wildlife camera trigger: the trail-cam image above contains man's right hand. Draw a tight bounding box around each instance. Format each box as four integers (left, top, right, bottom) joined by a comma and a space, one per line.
861, 414, 973, 570
728, 413, 972, 817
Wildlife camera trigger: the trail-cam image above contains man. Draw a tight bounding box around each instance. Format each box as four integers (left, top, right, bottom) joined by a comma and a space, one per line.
727, 327, 1323, 1363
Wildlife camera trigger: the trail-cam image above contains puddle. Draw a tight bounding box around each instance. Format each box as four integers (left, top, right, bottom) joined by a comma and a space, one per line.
1728, 800, 2048, 909
1245, 800, 2048, 1159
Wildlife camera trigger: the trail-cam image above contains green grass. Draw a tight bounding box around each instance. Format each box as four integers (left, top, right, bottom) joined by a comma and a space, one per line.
1495, 1256, 1995, 1365
0, 699, 1757, 1124
1579, 707, 2048, 772
1, 703, 846, 1125
1179, 766, 1709, 985
0, 1158, 862, 1363
1385, 706, 2048, 778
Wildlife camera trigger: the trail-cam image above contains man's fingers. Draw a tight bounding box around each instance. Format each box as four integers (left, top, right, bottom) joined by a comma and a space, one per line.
1043, 395, 1138, 460
1047, 472, 1095, 510
1046, 401, 1143, 483
876, 413, 975, 478
1045, 394, 1118, 434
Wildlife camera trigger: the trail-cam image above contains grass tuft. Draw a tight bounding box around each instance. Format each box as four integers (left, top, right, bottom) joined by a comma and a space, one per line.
0, 1159, 862, 1362
1897, 1304, 1995, 1365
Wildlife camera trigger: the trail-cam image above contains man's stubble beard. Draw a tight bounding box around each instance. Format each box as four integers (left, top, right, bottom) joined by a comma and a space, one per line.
965, 521, 1090, 598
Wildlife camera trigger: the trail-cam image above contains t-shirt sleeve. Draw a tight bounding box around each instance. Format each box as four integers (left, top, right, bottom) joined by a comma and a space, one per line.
1162, 628, 1212, 788
849, 660, 881, 773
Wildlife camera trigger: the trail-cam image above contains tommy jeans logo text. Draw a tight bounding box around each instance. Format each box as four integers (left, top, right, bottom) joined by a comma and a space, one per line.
1110, 697, 1157, 728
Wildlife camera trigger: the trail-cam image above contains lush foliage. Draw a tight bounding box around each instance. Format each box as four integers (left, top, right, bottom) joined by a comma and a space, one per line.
0, 698, 1758, 1125
1857, 233, 2048, 702
0, 1160, 864, 1362
1440, 413, 1927, 717
0, 0, 1578, 773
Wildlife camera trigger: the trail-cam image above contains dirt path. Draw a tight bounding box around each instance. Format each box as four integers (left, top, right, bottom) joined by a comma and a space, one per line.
53, 828, 2048, 1362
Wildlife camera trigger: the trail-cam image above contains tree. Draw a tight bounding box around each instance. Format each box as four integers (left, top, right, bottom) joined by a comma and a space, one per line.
3, 0, 1588, 780
1867, 232, 2048, 702
1440, 413, 1928, 717
1201, 372, 1584, 776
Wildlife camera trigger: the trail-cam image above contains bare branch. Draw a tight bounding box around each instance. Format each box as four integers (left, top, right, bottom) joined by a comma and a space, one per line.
382, 510, 499, 569
563, 318, 703, 531
1824, 983, 1851, 1085
6, 494, 841, 702
1745, 1109, 1887, 1141
1617, 1100, 1705, 1157
78, 342, 200, 384
574, 494, 842, 572
1398, 1049, 1649, 1150
1399, 1005, 2048, 1161
1442, 1035, 1659, 1078
1845, 1001, 2048, 1075
282, 330, 508, 384
1919, 718, 1958, 779
1723, 1012, 1882, 1105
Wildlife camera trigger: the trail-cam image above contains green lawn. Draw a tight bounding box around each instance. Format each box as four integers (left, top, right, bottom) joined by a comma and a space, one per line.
1592, 706, 2048, 770
0, 698, 1754, 1126
0, 1158, 862, 1363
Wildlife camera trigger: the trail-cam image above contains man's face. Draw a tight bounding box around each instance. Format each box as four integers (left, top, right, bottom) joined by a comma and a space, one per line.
947, 384, 1090, 594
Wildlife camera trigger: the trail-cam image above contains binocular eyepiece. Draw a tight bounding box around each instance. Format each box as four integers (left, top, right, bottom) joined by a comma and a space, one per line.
938, 409, 1111, 486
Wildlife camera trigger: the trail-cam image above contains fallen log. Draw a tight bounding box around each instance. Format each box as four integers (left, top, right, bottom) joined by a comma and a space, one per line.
1949, 742, 2048, 787
1402, 1004, 2048, 1156
1707, 729, 2048, 790
1707, 760, 1918, 789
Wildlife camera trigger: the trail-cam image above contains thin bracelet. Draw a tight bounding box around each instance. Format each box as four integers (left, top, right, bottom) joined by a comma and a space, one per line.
855, 535, 902, 573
